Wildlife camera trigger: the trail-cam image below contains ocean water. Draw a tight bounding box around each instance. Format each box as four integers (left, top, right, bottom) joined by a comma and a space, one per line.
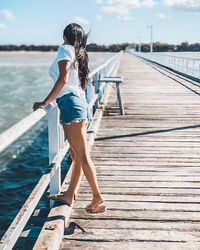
0, 51, 115, 238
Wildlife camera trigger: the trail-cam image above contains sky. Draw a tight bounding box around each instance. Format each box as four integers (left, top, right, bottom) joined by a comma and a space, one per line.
0, 0, 199, 46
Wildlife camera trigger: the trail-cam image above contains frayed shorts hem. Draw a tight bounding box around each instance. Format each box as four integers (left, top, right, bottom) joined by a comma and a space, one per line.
60, 118, 92, 126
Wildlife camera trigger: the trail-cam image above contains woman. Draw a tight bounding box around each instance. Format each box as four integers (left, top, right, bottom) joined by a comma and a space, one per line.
33, 23, 106, 213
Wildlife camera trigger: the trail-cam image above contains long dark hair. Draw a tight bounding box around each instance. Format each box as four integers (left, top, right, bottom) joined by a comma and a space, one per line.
63, 23, 90, 90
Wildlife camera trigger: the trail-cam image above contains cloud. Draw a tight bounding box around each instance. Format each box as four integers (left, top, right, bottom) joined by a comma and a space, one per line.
141, 0, 157, 8
163, 0, 200, 11
123, 15, 133, 20
101, 0, 157, 19
106, 0, 141, 8
0, 23, 7, 30
102, 5, 130, 16
96, 0, 103, 3
156, 13, 166, 18
74, 16, 90, 25
0, 9, 14, 20
96, 14, 102, 20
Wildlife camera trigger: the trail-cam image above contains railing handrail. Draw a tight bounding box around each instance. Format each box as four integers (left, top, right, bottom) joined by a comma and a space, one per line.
0, 52, 121, 154
0, 103, 56, 153
0, 51, 123, 250
130, 51, 200, 80
89, 52, 122, 76
135, 52, 200, 61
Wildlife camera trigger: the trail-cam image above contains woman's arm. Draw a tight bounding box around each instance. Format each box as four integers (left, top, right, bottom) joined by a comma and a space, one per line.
33, 60, 71, 111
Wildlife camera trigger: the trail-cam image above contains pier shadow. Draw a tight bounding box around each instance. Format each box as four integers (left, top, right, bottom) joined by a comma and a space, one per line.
95, 124, 200, 141
64, 222, 86, 235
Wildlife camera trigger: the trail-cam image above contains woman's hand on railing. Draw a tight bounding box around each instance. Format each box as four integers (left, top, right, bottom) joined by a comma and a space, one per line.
33, 101, 47, 111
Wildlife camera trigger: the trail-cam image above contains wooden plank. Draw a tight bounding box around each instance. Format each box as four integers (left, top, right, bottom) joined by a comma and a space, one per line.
92, 148, 200, 154
70, 209, 200, 222
73, 200, 200, 211
78, 187, 200, 195
63, 218, 200, 230
60, 241, 200, 250
92, 161, 200, 166
94, 172, 200, 177
80, 181, 200, 188
80, 175, 200, 181
62, 228, 200, 242
76, 194, 200, 203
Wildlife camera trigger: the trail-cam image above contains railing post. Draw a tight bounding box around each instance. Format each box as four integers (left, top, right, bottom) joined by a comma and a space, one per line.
59, 125, 65, 149
186, 59, 189, 73
174, 57, 177, 70
85, 81, 95, 118
93, 73, 100, 112
48, 105, 61, 206
199, 64, 200, 79
101, 68, 107, 94
181, 57, 184, 73
192, 59, 195, 77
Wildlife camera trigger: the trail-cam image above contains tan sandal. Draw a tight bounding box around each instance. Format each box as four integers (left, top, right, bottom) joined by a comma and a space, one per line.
47, 193, 76, 207
85, 204, 107, 213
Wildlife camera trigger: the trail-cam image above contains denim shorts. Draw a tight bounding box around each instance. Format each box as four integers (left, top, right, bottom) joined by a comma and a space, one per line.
56, 92, 92, 126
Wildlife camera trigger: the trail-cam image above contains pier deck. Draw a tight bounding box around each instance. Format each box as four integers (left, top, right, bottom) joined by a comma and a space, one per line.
60, 53, 200, 249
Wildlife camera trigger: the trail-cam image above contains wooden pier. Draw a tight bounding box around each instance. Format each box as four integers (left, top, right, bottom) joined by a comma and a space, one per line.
60, 53, 200, 249
9, 52, 200, 249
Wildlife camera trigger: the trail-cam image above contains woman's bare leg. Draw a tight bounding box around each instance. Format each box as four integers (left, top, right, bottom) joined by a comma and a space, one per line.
63, 120, 104, 209
60, 122, 87, 203
61, 147, 83, 204
48, 147, 83, 205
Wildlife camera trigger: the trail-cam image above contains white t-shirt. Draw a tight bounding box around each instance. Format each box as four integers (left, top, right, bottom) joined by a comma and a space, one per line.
49, 44, 86, 100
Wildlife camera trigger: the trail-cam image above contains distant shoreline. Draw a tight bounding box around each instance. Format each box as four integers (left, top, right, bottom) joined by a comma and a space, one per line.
0, 42, 200, 52
0, 51, 114, 54
0, 51, 57, 54
1, 50, 200, 53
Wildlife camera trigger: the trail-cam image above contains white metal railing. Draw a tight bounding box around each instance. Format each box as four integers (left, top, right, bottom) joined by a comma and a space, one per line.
0, 51, 123, 250
129, 51, 200, 80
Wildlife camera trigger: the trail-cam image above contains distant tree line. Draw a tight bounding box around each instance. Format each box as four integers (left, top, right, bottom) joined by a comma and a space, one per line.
0, 41, 200, 52
0, 44, 59, 51
138, 41, 200, 52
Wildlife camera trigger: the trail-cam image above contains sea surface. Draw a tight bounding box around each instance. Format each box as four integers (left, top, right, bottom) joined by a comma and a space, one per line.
0, 51, 115, 238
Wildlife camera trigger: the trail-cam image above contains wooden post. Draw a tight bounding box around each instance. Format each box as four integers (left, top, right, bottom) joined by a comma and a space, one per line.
116, 82, 125, 115
47, 105, 61, 206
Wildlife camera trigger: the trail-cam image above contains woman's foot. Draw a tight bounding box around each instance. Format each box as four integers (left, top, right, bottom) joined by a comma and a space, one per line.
48, 191, 76, 206
85, 195, 106, 213
86, 204, 107, 213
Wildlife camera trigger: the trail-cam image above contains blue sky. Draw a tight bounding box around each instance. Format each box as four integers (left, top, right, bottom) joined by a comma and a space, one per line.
0, 0, 199, 45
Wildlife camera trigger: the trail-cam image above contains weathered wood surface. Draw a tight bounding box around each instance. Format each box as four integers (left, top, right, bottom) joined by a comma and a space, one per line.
60, 53, 200, 250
